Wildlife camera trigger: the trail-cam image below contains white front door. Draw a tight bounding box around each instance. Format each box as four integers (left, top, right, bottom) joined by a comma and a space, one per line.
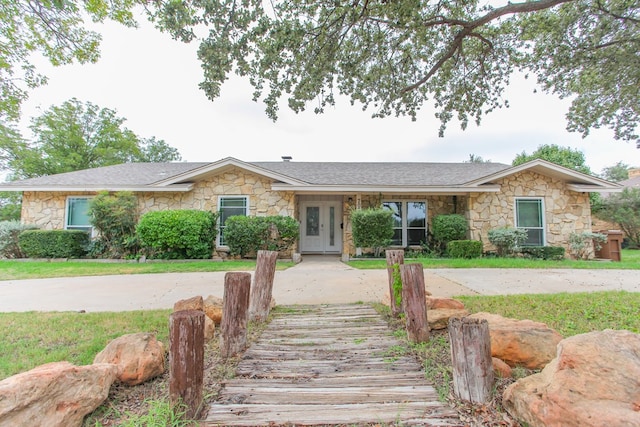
300, 202, 342, 253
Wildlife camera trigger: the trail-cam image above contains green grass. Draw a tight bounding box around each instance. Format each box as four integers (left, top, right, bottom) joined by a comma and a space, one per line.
347, 248, 640, 270
458, 290, 640, 337
0, 259, 295, 280
0, 309, 171, 380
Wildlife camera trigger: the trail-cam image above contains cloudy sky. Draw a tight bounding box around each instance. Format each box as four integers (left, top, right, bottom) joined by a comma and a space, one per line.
19, 14, 639, 175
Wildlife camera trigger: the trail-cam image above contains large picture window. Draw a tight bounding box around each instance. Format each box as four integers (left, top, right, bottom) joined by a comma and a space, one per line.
218, 196, 249, 246
66, 197, 92, 234
515, 198, 545, 246
382, 200, 427, 247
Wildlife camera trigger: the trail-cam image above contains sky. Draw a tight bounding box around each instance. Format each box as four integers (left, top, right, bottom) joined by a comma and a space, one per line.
18, 13, 640, 175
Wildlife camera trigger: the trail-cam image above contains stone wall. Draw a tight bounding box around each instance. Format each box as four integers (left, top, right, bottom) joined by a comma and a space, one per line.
468, 171, 592, 254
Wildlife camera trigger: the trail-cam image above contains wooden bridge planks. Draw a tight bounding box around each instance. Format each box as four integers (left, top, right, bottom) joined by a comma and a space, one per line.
203, 304, 462, 426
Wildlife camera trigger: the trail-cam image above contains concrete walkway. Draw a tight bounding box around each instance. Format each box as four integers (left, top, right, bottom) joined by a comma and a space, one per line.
0, 255, 638, 312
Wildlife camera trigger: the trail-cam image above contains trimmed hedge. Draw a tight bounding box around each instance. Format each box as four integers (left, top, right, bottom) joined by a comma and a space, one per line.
18, 229, 89, 258
223, 215, 299, 257
136, 210, 217, 259
520, 246, 566, 260
350, 208, 394, 257
447, 240, 483, 259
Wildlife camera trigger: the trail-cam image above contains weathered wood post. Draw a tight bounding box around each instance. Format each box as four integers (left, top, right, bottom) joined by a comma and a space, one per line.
249, 249, 278, 322
399, 263, 429, 343
169, 309, 205, 419
220, 272, 252, 358
385, 249, 404, 317
448, 317, 494, 404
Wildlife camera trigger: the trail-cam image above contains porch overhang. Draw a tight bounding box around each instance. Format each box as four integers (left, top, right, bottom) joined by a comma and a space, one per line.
270, 184, 501, 194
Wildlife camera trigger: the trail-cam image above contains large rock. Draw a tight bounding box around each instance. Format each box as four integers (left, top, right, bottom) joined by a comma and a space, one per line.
93, 333, 165, 386
0, 361, 118, 427
427, 308, 469, 330
468, 312, 563, 369
426, 296, 465, 310
174, 295, 204, 312
503, 329, 640, 427
204, 295, 223, 325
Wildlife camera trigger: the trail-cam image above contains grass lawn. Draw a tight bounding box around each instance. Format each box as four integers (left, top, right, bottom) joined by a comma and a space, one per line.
347, 248, 640, 269
0, 259, 295, 280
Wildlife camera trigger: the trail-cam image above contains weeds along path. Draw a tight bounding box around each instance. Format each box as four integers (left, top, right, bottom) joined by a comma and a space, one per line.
203, 304, 462, 426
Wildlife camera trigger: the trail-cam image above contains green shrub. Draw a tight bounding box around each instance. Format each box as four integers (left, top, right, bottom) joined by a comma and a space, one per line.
136, 210, 217, 259
447, 240, 483, 258
487, 227, 528, 257
88, 191, 139, 258
432, 214, 468, 254
350, 208, 394, 257
568, 231, 607, 260
18, 229, 89, 258
520, 246, 566, 260
0, 221, 37, 258
223, 215, 299, 257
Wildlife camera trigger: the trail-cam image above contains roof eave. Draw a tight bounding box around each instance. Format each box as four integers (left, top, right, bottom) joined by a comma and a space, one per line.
0, 184, 194, 192
568, 184, 623, 193
270, 184, 501, 193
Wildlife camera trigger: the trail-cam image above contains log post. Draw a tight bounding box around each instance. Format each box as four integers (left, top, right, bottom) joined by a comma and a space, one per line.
448, 317, 494, 404
385, 249, 404, 317
399, 263, 429, 343
220, 272, 252, 358
249, 250, 278, 322
169, 309, 204, 420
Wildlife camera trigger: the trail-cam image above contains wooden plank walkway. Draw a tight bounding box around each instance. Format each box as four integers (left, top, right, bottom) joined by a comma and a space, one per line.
203, 304, 462, 426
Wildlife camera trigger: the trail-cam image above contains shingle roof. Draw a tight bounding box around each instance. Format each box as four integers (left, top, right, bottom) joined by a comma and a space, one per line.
0, 160, 511, 188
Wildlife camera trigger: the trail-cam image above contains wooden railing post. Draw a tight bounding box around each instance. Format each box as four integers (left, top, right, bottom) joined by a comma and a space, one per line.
399, 263, 429, 343
385, 249, 404, 317
169, 309, 204, 419
249, 250, 278, 322
448, 317, 494, 404
220, 272, 252, 358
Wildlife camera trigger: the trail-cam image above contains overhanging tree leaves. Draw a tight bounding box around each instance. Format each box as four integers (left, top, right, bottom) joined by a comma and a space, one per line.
150, 0, 640, 142
595, 188, 640, 248
0, 0, 139, 122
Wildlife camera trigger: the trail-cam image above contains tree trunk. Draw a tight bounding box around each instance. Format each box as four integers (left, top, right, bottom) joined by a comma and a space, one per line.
220, 272, 252, 358
249, 250, 278, 322
448, 317, 494, 404
399, 263, 429, 343
169, 309, 204, 420
385, 249, 404, 317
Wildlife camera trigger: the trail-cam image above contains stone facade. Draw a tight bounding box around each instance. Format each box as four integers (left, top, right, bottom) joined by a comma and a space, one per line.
20, 168, 593, 258
468, 171, 592, 253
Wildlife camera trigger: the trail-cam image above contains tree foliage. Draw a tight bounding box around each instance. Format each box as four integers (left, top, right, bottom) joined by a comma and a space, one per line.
512, 144, 593, 175
1, 98, 181, 179
350, 207, 394, 257
150, 0, 640, 142
601, 161, 629, 182
0, 0, 138, 121
595, 188, 640, 248
88, 191, 139, 258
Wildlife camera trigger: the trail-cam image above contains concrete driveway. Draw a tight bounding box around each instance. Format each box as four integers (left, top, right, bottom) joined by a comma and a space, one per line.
0, 256, 638, 312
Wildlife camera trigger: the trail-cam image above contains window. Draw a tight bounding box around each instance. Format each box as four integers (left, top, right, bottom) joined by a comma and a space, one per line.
66, 197, 92, 233
382, 200, 427, 247
218, 196, 249, 246
515, 198, 545, 246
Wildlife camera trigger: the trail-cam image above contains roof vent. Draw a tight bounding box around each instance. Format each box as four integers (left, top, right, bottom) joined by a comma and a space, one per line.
281, 156, 292, 162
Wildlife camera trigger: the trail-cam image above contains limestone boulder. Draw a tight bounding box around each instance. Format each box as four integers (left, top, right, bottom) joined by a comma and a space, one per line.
204, 295, 223, 325
492, 357, 513, 378
93, 333, 165, 386
0, 361, 118, 427
174, 295, 204, 312
427, 308, 469, 330
503, 329, 640, 427
204, 315, 215, 341
469, 312, 563, 369
426, 296, 465, 310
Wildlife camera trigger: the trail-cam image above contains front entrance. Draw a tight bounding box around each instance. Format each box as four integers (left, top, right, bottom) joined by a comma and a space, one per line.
300, 201, 342, 254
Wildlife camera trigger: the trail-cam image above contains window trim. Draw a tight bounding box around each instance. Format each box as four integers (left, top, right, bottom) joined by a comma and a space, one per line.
217, 195, 250, 247
382, 199, 428, 247
64, 196, 93, 235
514, 197, 546, 247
